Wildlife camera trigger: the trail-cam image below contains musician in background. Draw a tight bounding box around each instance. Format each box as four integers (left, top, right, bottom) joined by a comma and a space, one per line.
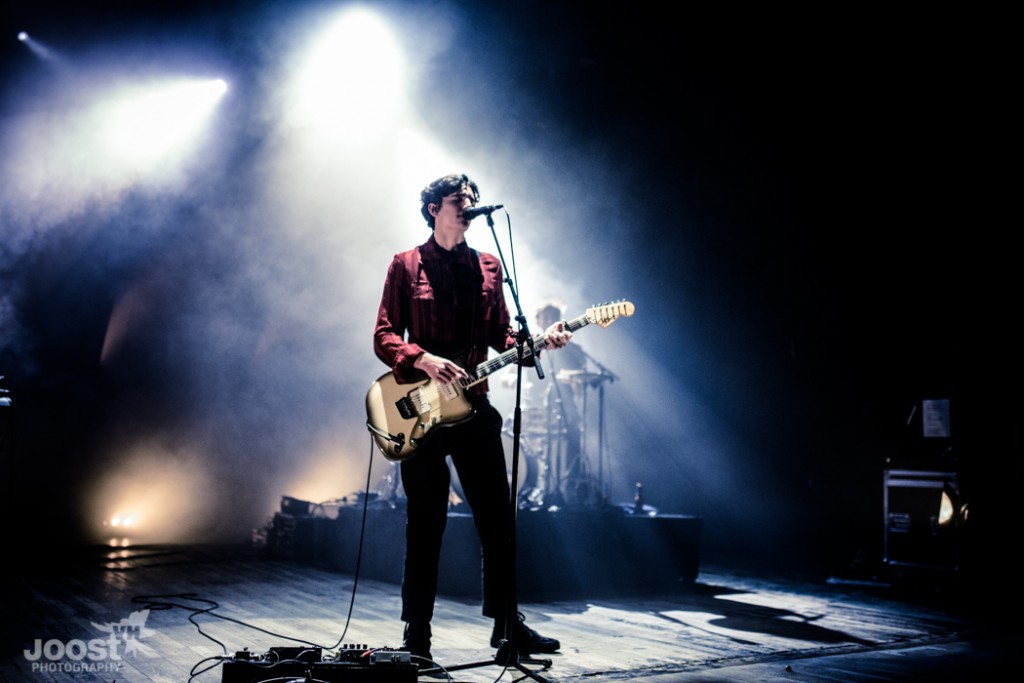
529, 302, 589, 505
373, 173, 567, 666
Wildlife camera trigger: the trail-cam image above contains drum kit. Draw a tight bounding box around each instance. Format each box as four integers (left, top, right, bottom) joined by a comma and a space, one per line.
503, 366, 617, 509
375, 364, 617, 511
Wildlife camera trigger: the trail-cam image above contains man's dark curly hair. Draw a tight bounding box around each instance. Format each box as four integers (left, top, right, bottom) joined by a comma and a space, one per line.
419, 173, 480, 229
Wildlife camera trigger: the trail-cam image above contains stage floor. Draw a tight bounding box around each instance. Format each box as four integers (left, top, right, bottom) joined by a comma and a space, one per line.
1, 543, 1019, 682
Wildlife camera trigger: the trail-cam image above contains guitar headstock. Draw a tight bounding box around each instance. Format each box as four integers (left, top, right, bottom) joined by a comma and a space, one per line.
586, 300, 635, 328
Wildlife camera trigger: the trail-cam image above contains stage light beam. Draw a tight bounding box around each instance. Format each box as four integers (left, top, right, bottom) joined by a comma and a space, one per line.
288, 7, 406, 135
100, 77, 228, 171
87, 442, 220, 545
16, 30, 62, 65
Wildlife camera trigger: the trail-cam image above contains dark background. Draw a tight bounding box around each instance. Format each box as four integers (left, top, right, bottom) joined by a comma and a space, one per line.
1, 1, 1017, 583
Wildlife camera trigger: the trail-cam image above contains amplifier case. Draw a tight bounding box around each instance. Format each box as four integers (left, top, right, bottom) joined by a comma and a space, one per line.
883, 469, 960, 572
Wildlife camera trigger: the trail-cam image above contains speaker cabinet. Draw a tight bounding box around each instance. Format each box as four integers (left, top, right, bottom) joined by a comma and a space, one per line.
883, 469, 961, 572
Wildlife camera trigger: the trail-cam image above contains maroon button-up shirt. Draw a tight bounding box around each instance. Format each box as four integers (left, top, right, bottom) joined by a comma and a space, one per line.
374, 235, 521, 396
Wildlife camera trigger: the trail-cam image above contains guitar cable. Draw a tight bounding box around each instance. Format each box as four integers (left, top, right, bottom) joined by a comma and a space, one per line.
315, 436, 377, 652
124, 442, 383, 683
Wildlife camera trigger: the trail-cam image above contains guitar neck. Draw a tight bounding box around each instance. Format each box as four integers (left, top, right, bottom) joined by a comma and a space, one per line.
465, 314, 591, 388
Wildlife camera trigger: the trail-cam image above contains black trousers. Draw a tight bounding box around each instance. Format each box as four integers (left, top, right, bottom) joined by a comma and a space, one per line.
399, 398, 516, 624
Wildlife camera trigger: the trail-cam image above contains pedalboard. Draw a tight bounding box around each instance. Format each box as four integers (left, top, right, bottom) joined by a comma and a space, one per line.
221, 645, 417, 683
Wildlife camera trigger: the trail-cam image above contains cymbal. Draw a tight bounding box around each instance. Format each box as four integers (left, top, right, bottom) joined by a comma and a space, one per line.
555, 369, 614, 385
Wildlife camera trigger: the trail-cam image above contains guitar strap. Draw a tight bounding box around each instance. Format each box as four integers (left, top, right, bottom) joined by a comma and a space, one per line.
465, 247, 483, 375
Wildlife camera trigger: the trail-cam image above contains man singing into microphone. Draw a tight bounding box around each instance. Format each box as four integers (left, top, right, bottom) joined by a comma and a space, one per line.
373, 173, 567, 667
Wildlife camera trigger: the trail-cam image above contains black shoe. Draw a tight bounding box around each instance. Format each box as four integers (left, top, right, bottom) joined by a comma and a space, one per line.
402, 621, 433, 667
490, 612, 560, 653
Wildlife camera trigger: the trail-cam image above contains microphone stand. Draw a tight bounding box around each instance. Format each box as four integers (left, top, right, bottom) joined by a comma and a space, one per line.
425, 209, 553, 682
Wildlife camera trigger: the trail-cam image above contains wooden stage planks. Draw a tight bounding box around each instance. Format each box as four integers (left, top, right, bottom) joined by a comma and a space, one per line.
1, 542, 1017, 683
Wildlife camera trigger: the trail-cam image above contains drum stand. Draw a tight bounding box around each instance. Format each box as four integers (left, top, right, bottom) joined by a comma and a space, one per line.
549, 363, 616, 506
576, 349, 618, 503
540, 377, 571, 509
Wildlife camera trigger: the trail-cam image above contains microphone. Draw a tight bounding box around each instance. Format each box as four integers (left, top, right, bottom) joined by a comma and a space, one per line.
463, 204, 504, 220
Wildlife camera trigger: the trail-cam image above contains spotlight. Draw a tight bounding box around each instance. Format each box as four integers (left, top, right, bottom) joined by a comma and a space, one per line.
16, 31, 65, 67
289, 7, 406, 133
937, 490, 953, 526
108, 513, 139, 528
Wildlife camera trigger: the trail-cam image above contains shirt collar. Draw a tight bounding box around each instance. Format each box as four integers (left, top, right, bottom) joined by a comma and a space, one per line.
424, 234, 471, 260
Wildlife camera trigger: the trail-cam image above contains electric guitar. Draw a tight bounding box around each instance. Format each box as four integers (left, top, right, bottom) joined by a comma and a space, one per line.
366, 300, 635, 461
